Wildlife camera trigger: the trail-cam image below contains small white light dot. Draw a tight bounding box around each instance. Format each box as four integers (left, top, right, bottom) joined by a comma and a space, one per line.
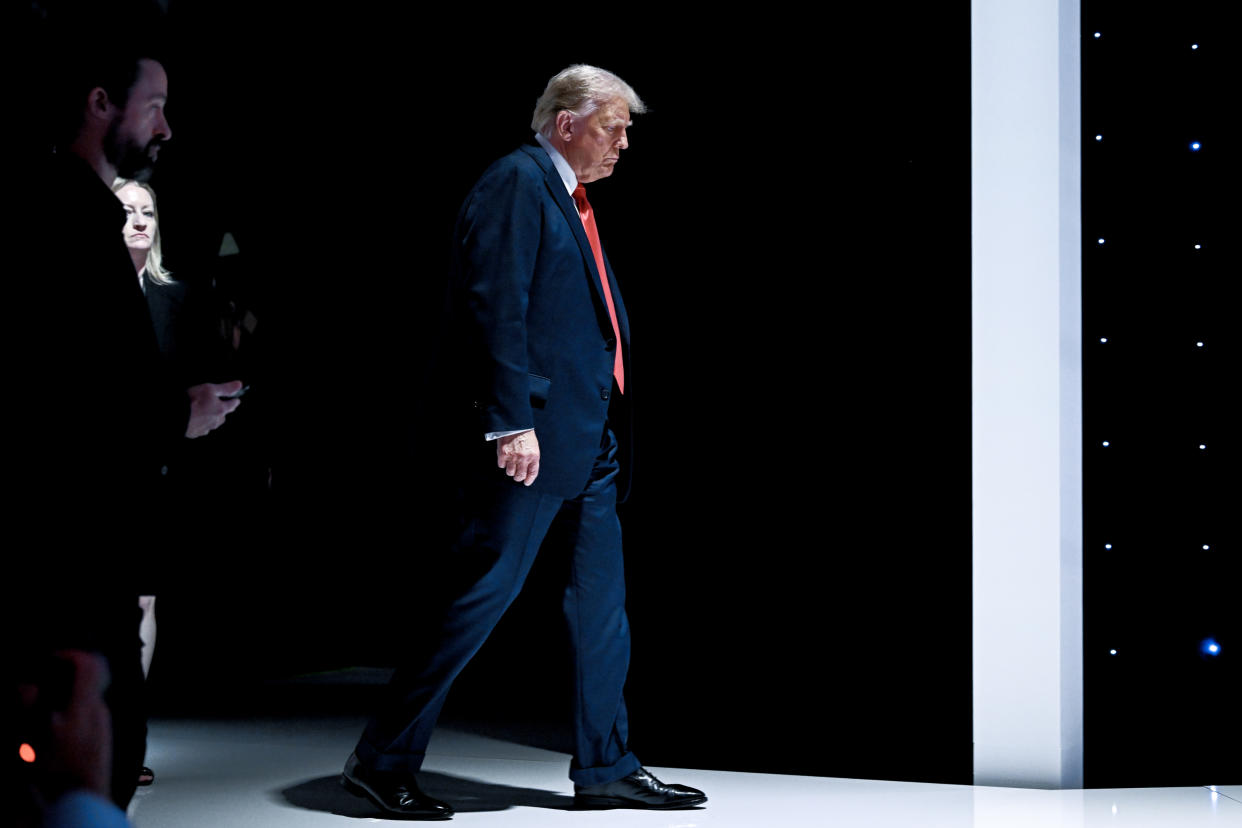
1104, 544, 1113, 550
1194, 243, 1201, 249
1098, 238, 1106, 245
1199, 444, 1206, 450
1203, 545, 1210, 551
1100, 337, 1108, 343
1190, 141, 1201, 151
1208, 643, 1219, 654
1112, 804, 1118, 816
1191, 44, 1199, 50
1094, 32, 1101, 38
1196, 341, 1204, 348
1109, 649, 1117, 655
1102, 441, 1110, 447
1095, 134, 1103, 141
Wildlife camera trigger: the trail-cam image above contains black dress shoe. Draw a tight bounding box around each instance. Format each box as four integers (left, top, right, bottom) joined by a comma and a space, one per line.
341, 753, 454, 820
574, 767, 707, 810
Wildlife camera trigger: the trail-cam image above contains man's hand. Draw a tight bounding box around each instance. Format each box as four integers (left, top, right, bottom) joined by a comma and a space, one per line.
185, 381, 243, 439
496, 429, 540, 485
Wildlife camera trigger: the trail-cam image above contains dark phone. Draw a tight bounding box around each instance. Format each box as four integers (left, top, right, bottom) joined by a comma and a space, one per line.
219, 384, 250, 400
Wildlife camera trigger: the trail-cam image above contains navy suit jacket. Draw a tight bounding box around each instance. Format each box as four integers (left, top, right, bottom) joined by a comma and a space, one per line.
451, 142, 631, 501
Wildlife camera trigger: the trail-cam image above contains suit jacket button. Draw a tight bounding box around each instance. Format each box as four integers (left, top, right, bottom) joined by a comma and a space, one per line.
605, 337, 616, 352
600, 389, 610, 401
160, 465, 169, 476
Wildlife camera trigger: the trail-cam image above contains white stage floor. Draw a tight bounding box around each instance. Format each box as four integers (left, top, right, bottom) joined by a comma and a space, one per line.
126, 715, 1238, 827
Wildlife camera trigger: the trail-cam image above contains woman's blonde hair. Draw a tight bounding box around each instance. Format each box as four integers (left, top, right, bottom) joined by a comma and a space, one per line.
111, 178, 173, 286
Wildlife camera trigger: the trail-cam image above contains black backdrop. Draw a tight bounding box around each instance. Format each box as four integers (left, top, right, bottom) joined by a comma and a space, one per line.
1081, 3, 1238, 787
20, 3, 973, 784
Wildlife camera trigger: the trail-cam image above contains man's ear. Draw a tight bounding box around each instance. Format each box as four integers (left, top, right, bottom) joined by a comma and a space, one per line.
83, 86, 113, 124
555, 110, 576, 142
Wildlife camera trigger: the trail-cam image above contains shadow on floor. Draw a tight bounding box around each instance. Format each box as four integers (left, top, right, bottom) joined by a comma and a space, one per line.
278, 771, 576, 817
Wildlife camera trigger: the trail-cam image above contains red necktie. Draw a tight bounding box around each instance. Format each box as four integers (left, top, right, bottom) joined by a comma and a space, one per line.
572, 184, 624, 394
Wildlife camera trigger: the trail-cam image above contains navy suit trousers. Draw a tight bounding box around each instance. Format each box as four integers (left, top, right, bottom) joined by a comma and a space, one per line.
356, 426, 640, 786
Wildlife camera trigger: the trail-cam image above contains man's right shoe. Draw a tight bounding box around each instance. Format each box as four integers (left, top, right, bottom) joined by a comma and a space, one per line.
341, 752, 454, 820
574, 766, 707, 810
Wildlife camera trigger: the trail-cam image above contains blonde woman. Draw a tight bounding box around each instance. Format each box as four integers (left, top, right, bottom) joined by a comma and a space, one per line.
113, 179, 240, 787
113, 179, 172, 288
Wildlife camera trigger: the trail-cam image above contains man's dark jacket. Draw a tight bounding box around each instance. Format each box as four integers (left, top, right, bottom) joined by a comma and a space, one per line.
450, 142, 632, 501
12, 154, 188, 538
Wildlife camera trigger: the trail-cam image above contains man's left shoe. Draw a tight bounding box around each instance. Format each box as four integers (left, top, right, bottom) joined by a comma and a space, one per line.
574, 767, 707, 810
341, 753, 454, 820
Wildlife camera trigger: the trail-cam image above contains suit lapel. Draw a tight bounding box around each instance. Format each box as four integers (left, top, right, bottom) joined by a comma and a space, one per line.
521, 144, 626, 346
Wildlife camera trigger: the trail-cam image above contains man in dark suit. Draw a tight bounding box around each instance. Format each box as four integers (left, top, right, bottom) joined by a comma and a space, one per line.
12, 16, 240, 809
17, 23, 243, 535
343, 65, 707, 818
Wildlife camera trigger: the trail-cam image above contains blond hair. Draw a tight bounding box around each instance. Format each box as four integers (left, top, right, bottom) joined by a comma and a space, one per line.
111, 178, 173, 286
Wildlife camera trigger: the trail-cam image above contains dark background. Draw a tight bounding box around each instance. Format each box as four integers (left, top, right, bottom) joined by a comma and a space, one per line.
20, 0, 1232, 789
1081, 2, 1237, 787
21, 2, 974, 784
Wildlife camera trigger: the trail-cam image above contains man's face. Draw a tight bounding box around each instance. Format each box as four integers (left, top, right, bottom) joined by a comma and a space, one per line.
562, 97, 631, 184
104, 58, 172, 181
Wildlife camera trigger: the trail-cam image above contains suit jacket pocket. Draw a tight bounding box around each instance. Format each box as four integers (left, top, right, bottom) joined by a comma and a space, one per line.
528, 373, 551, 409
